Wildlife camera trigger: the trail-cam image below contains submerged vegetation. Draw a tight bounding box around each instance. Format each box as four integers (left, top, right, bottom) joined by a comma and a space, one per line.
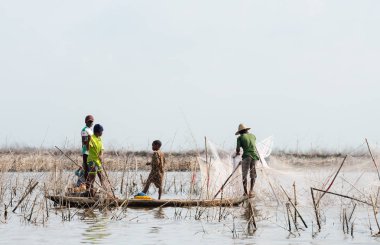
1, 141, 380, 243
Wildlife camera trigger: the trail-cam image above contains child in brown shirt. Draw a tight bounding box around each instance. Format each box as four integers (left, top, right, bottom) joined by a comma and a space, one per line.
142, 140, 166, 199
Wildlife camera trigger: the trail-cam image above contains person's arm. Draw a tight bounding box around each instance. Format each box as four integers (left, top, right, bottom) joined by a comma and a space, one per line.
99, 150, 103, 163
81, 130, 91, 152
235, 137, 241, 156
86, 135, 91, 152
146, 153, 154, 165
157, 153, 164, 170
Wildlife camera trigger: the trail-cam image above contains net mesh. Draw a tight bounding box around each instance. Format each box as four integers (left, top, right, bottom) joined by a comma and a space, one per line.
198, 136, 274, 198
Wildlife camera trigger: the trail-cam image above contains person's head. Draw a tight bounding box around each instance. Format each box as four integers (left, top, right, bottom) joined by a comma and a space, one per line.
235, 123, 251, 135
239, 129, 249, 135
152, 140, 162, 151
85, 115, 94, 127
93, 124, 104, 137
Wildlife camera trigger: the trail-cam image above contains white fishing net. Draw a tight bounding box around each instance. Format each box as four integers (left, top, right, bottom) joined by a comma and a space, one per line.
198, 136, 274, 199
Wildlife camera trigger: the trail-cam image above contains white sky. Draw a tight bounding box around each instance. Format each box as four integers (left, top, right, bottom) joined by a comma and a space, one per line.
0, 0, 379, 152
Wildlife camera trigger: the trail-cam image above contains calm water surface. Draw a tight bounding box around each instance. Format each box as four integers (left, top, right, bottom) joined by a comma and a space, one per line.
2, 160, 380, 244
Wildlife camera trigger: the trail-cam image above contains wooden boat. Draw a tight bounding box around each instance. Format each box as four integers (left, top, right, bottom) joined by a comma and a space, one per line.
47, 195, 248, 208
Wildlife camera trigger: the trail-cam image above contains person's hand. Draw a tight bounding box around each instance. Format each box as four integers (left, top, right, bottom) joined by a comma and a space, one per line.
233, 152, 240, 158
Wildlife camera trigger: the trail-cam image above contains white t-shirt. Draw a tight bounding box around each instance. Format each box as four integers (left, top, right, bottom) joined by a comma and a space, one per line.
81, 126, 93, 155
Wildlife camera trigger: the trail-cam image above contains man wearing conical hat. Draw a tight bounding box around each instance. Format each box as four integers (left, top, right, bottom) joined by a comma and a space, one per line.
235, 123, 259, 197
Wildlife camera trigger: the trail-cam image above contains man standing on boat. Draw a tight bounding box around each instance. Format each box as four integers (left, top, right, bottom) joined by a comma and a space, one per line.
81, 115, 94, 183
234, 124, 259, 197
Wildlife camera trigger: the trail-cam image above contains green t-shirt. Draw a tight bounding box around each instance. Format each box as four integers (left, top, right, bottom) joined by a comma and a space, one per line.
236, 133, 259, 160
87, 135, 104, 167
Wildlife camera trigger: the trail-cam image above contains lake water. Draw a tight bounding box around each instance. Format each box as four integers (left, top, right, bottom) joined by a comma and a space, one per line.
1, 157, 380, 244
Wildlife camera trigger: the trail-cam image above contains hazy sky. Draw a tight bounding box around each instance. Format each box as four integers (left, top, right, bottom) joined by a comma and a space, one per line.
1, 0, 379, 152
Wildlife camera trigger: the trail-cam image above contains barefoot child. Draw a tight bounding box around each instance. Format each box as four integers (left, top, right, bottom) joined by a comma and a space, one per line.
142, 140, 166, 199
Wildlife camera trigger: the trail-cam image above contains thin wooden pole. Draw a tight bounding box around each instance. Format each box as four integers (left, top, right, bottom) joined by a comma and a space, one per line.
213, 161, 242, 199
311, 188, 321, 231
55, 146, 81, 168
286, 203, 292, 232
312, 187, 370, 206
280, 185, 308, 228
316, 155, 348, 206
205, 136, 210, 198
293, 182, 297, 225
13, 182, 38, 213
102, 165, 116, 199
365, 138, 380, 181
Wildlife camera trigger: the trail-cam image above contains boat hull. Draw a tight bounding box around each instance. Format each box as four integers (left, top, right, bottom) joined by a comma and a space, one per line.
46, 195, 248, 208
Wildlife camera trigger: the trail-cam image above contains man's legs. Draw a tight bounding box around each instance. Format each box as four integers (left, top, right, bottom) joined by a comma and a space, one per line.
241, 158, 249, 196
82, 154, 88, 184
249, 159, 257, 196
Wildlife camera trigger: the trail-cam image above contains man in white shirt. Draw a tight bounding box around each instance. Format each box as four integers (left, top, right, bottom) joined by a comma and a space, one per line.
81, 115, 94, 182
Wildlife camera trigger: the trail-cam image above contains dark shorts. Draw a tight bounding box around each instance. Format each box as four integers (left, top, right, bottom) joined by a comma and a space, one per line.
87, 161, 102, 175
241, 157, 257, 180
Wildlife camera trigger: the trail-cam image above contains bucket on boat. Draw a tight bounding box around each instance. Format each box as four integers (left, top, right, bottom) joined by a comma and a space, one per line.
134, 192, 153, 200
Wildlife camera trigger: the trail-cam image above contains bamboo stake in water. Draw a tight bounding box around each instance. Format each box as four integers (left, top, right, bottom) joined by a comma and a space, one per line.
54, 146, 81, 168
13, 181, 38, 213
293, 182, 297, 225
286, 203, 292, 232
213, 161, 242, 199
311, 188, 321, 231
365, 138, 380, 181
280, 185, 308, 228
102, 165, 116, 199
312, 187, 370, 206
317, 155, 348, 206
205, 136, 210, 199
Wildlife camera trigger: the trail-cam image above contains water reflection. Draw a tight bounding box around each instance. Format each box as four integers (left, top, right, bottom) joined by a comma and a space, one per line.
153, 208, 165, 219
149, 226, 162, 234
242, 200, 258, 236
81, 213, 111, 244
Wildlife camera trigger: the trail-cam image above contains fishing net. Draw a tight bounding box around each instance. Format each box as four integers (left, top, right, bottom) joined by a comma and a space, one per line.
198, 137, 274, 199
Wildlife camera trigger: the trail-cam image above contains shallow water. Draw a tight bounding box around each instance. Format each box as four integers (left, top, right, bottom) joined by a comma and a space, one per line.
2, 157, 380, 244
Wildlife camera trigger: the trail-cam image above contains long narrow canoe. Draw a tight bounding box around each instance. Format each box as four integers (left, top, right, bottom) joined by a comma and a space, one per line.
47, 195, 248, 208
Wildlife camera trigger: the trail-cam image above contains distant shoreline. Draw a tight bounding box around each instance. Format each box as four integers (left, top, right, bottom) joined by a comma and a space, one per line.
0, 148, 372, 172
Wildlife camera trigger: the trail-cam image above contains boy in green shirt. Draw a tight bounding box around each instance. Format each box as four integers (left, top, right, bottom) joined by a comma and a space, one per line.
235, 124, 259, 197
86, 124, 105, 197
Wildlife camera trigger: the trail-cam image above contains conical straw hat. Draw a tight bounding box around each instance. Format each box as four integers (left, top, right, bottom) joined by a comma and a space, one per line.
235, 124, 251, 135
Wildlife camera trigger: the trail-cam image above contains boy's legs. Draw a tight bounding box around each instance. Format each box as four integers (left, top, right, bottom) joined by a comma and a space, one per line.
143, 179, 151, 194
86, 161, 98, 197
155, 180, 163, 200
87, 173, 96, 197
158, 187, 162, 200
